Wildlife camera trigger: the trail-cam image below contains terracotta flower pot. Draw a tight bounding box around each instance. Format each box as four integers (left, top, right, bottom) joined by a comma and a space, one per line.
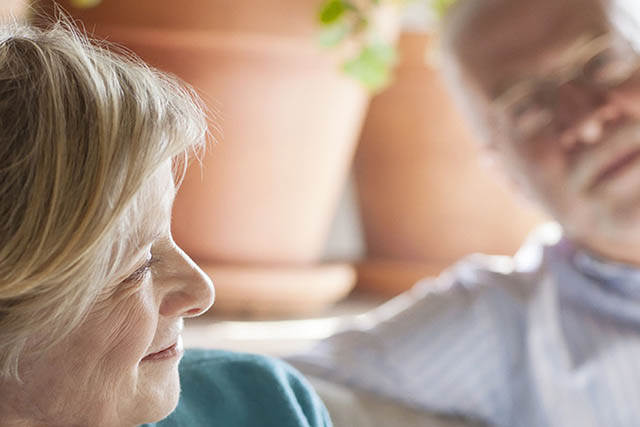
38, 0, 375, 315
104, 28, 366, 266
44, 0, 324, 35
353, 32, 547, 296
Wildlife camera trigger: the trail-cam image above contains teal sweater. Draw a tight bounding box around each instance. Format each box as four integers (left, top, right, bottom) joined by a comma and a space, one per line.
141, 349, 332, 427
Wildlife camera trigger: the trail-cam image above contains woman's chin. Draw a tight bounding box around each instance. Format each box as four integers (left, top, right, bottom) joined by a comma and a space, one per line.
133, 363, 182, 424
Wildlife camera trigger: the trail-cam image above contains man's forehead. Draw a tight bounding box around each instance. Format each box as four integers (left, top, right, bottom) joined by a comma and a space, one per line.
450, 0, 612, 98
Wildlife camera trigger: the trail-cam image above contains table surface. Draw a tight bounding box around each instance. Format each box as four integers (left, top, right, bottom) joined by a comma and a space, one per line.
184, 290, 388, 356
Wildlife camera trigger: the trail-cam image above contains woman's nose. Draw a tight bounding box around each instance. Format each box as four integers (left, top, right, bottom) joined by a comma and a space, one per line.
159, 245, 215, 318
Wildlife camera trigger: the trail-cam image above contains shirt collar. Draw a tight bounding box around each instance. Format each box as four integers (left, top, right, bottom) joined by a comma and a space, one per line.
572, 244, 640, 298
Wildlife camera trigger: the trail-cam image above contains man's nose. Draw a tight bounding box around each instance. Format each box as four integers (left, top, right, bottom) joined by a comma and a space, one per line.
560, 103, 622, 148
159, 246, 215, 318
555, 83, 623, 148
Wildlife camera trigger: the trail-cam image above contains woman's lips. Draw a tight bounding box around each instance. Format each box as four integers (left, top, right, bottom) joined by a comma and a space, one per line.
141, 338, 183, 362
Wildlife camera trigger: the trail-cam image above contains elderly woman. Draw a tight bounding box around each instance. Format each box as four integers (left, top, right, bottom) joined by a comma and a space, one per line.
0, 21, 331, 427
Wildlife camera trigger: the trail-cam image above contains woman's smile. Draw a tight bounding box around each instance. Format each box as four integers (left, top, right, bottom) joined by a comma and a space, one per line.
142, 336, 184, 363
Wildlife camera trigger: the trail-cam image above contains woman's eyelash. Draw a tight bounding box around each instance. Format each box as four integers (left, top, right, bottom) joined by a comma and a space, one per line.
122, 256, 158, 284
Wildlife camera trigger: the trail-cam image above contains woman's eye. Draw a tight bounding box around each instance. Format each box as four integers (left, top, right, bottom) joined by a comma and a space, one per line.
122, 256, 157, 284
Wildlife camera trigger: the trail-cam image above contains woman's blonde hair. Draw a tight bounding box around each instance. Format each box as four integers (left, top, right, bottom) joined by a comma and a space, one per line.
0, 19, 208, 379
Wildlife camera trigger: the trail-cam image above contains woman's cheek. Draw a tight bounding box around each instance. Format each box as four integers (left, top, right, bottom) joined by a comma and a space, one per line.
78, 282, 158, 375
109, 287, 159, 365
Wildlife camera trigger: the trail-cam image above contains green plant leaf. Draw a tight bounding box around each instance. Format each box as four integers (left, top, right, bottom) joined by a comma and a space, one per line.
432, 0, 457, 18
342, 42, 397, 92
368, 43, 397, 65
317, 22, 351, 47
70, 0, 102, 7
318, 0, 348, 25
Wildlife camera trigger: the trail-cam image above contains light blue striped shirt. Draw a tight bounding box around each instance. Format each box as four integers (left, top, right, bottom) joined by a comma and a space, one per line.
290, 223, 640, 426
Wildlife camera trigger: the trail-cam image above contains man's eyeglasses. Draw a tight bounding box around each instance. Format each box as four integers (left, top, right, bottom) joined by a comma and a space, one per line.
492, 33, 640, 142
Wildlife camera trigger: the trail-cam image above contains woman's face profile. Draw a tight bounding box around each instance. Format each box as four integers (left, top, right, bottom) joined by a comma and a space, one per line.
13, 163, 215, 426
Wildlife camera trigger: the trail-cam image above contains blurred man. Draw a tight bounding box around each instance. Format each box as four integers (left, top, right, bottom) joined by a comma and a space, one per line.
290, 0, 640, 426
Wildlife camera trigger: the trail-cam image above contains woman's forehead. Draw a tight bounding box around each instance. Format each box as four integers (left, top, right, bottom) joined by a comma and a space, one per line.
125, 165, 176, 253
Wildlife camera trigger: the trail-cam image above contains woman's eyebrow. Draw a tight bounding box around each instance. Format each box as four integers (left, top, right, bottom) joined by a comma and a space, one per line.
140, 229, 165, 248
129, 227, 165, 256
